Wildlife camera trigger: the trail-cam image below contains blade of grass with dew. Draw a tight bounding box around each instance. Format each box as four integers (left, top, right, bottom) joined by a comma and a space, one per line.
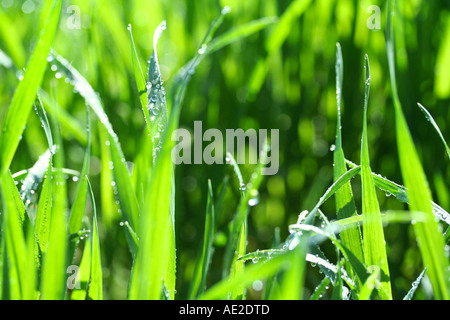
70, 236, 91, 300
34, 159, 52, 253
310, 277, 331, 300
128, 21, 176, 300
387, 0, 450, 299
128, 24, 150, 135
403, 268, 427, 300
200, 251, 292, 300
360, 55, 392, 299
417, 103, 450, 160
40, 118, 68, 300
34, 95, 54, 151
189, 179, 215, 299
0, 0, 62, 174
345, 159, 450, 225
333, 43, 364, 281
86, 177, 102, 300
68, 106, 91, 237
3, 169, 26, 223
49, 51, 140, 251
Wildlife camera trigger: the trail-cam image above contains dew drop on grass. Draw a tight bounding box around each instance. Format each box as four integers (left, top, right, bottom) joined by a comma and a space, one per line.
239, 183, 246, 191
248, 189, 260, 207
330, 144, 336, 152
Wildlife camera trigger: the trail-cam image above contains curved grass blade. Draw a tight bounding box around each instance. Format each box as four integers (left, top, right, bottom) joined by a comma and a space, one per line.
0, 0, 62, 174
189, 180, 215, 299
86, 178, 102, 300
360, 55, 391, 299
417, 103, 450, 160
387, 0, 450, 299
403, 268, 427, 300
333, 43, 364, 280
49, 51, 140, 247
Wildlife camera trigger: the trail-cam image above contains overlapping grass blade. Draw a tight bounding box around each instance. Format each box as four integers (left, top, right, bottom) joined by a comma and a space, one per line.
403, 268, 427, 300
189, 180, 215, 299
386, 0, 450, 299
360, 55, 391, 299
34, 160, 52, 253
86, 178, 102, 300
49, 52, 140, 252
333, 43, 364, 280
0, 0, 62, 174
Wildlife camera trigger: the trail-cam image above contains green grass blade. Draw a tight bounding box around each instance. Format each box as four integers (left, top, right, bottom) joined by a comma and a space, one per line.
68, 108, 91, 235
0, 171, 29, 299
86, 178, 103, 300
0, 0, 62, 174
127, 24, 150, 135
189, 180, 215, 299
50, 52, 140, 247
200, 252, 291, 300
360, 55, 392, 299
34, 160, 52, 253
417, 103, 450, 160
70, 236, 91, 300
403, 268, 427, 300
333, 43, 364, 277
387, 0, 450, 299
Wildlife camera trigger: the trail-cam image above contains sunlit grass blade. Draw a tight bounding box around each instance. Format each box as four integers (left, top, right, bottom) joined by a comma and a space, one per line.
360, 55, 391, 299
417, 103, 450, 160
127, 24, 150, 134
0, 0, 62, 174
34, 159, 52, 253
68, 106, 91, 236
387, 0, 450, 299
86, 177, 102, 300
403, 268, 427, 300
333, 43, 364, 280
40, 117, 68, 300
50, 52, 140, 248
200, 252, 291, 300
0, 171, 30, 299
70, 237, 91, 300
189, 179, 215, 299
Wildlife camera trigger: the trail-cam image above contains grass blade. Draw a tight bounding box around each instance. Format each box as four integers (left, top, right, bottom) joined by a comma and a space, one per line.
86, 178, 102, 300
189, 180, 215, 299
360, 55, 391, 299
34, 160, 52, 253
403, 268, 427, 300
387, 0, 450, 299
0, 0, 62, 174
333, 43, 364, 279
417, 103, 450, 160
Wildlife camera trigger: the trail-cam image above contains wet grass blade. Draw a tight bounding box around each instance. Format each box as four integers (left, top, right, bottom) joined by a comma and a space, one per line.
360, 55, 391, 299
50, 52, 140, 250
0, 0, 62, 174
128, 24, 150, 134
34, 160, 52, 253
68, 107, 91, 235
86, 178, 102, 300
387, 0, 450, 299
333, 43, 364, 278
189, 180, 215, 299
417, 103, 450, 160
403, 268, 427, 300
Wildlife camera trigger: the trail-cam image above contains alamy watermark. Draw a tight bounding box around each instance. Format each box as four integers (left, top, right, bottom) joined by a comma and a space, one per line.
171, 121, 279, 176
367, 5, 381, 30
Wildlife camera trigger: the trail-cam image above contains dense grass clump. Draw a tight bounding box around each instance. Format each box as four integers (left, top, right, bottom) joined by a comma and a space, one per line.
0, 0, 449, 300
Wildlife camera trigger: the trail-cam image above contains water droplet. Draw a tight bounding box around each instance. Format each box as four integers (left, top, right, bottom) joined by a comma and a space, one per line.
127, 24, 132, 31
248, 189, 260, 206
239, 183, 246, 191
330, 144, 336, 152
72, 176, 79, 182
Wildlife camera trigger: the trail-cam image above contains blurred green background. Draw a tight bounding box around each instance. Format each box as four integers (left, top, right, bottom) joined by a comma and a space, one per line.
1, 0, 450, 299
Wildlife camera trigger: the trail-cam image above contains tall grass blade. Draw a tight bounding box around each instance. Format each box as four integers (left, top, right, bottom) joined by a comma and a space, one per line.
189, 180, 215, 299
86, 178, 102, 300
34, 160, 52, 253
403, 268, 427, 300
333, 43, 364, 279
387, 0, 450, 299
360, 55, 392, 299
0, 0, 62, 174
